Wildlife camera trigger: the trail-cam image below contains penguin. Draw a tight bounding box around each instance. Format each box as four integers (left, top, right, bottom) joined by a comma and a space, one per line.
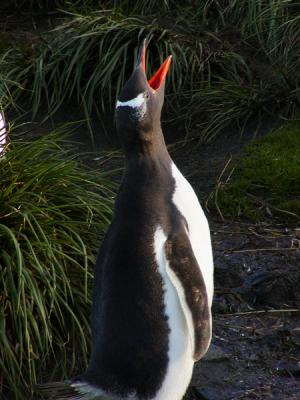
0, 110, 7, 157
37, 39, 214, 400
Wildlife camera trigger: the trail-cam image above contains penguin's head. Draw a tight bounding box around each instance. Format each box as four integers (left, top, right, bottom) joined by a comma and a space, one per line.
115, 39, 172, 154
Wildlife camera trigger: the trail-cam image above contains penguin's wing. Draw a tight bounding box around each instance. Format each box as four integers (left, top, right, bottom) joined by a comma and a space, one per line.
164, 228, 211, 361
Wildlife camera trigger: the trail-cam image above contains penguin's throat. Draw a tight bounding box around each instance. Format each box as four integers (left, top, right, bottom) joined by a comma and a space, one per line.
125, 130, 169, 162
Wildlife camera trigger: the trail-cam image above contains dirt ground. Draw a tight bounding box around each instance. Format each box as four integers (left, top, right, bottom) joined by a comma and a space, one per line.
188, 221, 300, 400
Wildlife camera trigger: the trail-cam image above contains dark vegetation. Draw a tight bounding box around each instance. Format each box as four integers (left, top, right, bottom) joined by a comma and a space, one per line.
0, 1, 299, 399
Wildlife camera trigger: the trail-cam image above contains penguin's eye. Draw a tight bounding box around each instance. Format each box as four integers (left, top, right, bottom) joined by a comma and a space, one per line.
145, 91, 150, 100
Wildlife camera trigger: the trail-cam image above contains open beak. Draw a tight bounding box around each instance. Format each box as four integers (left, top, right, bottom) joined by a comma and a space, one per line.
136, 39, 172, 91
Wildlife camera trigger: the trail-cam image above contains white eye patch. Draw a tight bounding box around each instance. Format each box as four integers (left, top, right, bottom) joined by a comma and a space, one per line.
116, 92, 145, 109
116, 92, 147, 119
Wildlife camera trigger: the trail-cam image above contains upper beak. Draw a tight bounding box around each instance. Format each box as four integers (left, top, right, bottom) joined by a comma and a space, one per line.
135, 39, 172, 91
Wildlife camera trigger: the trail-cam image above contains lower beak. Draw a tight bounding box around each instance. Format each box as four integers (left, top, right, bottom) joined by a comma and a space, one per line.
136, 39, 172, 91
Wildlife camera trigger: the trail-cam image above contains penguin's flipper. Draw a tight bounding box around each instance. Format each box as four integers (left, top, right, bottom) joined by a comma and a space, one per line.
35, 380, 110, 399
164, 228, 211, 361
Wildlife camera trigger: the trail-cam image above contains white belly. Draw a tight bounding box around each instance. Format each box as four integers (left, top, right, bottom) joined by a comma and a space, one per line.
153, 226, 194, 400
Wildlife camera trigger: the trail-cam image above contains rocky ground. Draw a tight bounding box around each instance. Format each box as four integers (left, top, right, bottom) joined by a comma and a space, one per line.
189, 221, 300, 400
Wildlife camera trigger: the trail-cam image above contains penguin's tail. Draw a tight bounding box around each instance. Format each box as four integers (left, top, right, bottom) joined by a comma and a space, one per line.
35, 379, 113, 400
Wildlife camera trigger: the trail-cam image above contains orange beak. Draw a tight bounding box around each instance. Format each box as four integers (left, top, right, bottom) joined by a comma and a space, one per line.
136, 39, 172, 91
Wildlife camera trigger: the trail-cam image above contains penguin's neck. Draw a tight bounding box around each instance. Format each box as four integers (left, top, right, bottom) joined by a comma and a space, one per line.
124, 126, 171, 170
116, 128, 173, 216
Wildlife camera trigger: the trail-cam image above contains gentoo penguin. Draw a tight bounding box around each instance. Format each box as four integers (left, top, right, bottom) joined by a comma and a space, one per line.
0, 111, 7, 156
37, 40, 214, 400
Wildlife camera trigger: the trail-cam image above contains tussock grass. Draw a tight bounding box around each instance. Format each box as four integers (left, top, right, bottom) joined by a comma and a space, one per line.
23, 10, 203, 117
0, 52, 24, 112
8, 0, 299, 141
207, 119, 300, 223
0, 129, 115, 399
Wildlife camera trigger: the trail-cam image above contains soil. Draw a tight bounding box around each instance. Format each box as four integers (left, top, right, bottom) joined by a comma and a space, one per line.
188, 221, 300, 400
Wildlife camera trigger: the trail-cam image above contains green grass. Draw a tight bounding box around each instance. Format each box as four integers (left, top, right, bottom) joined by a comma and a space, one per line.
0, 52, 24, 112
0, 128, 115, 399
3, 0, 299, 142
208, 119, 300, 223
